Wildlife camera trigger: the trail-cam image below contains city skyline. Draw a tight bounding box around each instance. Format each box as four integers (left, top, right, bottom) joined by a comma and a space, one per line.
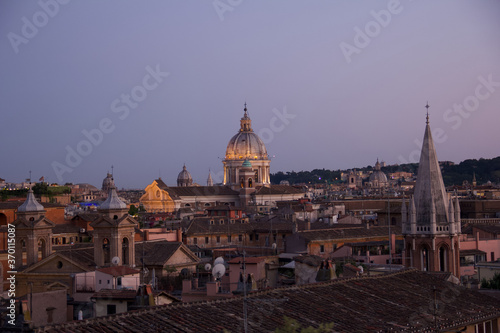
1, 1, 500, 189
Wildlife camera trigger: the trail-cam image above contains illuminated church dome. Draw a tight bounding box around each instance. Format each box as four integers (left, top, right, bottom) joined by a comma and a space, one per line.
225, 107, 268, 161
223, 104, 270, 188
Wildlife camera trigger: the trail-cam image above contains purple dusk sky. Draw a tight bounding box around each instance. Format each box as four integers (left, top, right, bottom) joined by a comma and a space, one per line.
1, 1, 499, 189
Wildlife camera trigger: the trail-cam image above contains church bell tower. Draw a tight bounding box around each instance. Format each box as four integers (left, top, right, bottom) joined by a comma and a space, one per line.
402, 104, 461, 277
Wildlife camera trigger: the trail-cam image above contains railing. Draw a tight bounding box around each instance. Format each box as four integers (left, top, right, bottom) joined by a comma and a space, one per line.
462, 218, 500, 225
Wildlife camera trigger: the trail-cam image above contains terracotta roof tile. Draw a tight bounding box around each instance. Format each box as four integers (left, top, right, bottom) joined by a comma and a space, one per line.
37, 270, 500, 332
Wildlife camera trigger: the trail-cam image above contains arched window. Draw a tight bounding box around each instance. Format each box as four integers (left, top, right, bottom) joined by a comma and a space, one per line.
248, 178, 253, 188
38, 238, 47, 261
122, 238, 129, 265
103, 238, 111, 265
240, 177, 244, 188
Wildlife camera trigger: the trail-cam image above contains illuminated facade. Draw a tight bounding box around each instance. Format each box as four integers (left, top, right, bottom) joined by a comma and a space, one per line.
223, 105, 271, 188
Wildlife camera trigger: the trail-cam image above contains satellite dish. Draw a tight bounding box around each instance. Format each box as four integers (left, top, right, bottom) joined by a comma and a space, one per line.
271, 243, 277, 250
204, 263, 212, 271
111, 256, 120, 266
212, 263, 226, 280
214, 257, 225, 266
357, 265, 364, 274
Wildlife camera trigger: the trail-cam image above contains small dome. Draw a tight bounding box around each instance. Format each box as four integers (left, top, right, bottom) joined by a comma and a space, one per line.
17, 189, 44, 213
369, 159, 387, 183
369, 171, 388, 183
177, 165, 193, 187
102, 173, 115, 192
99, 186, 127, 210
242, 159, 252, 168
225, 106, 268, 161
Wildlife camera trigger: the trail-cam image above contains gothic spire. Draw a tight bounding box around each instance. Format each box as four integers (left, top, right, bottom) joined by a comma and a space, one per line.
413, 104, 450, 226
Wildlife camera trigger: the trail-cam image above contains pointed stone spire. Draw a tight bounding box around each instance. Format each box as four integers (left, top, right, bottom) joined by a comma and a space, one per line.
472, 172, 477, 187
207, 170, 214, 187
17, 188, 44, 213
413, 108, 449, 226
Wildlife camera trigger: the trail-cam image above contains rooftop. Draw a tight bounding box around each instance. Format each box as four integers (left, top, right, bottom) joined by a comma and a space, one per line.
37, 269, 500, 332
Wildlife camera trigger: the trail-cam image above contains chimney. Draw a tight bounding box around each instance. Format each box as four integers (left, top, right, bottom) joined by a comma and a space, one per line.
177, 228, 182, 242
206, 281, 219, 296
306, 221, 311, 231
182, 279, 192, 293
193, 278, 199, 290
144, 230, 150, 241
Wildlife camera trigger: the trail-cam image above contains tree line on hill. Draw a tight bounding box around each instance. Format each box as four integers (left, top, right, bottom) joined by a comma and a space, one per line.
270, 156, 500, 187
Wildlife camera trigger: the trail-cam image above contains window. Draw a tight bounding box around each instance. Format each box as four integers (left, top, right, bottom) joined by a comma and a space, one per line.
238, 235, 243, 242
107, 304, 116, 315
228, 235, 232, 243
205, 237, 209, 244
216, 236, 221, 243
320, 245, 325, 253
439, 247, 447, 272
230, 219, 235, 224
122, 237, 129, 265
117, 277, 122, 286
219, 219, 224, 225
210, 220, 214, 225
99, 280, 102, 285
193, 238, 197, 245
107, 280, 110, 284
255, 234, 259, 241
249, 234, 253, 241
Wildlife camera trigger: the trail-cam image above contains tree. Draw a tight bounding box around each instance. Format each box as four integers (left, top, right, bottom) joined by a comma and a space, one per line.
481, 273, 500, 289
129, 204, 138, 216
